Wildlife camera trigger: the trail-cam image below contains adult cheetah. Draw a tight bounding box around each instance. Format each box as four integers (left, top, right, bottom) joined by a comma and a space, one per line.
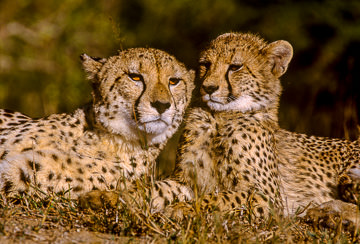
0, 48, 194, 212
176, 32, 360, 220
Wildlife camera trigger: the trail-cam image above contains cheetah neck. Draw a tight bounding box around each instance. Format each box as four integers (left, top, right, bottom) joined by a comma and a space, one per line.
213, 106, 279, 127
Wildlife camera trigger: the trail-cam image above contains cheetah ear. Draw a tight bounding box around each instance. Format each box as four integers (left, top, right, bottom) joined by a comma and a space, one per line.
80, 54, 107, 81
265, 40, 293, 78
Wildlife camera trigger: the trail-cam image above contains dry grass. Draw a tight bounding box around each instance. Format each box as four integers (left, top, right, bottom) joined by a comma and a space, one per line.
0, 183, 359, 243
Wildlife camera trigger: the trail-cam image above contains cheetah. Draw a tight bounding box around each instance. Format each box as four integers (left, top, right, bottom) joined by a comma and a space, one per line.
175, 32, 360, 220
0, 48, 194, 211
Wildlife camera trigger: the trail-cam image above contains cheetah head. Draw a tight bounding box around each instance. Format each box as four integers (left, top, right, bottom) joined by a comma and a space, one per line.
81, 48, 195, 146
199, 32, 293, 112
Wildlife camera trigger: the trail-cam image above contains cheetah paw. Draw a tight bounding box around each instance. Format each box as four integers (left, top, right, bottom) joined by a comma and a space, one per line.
164, 202, 195, 221
338, 170, 360, 204
305, 200, 360, 231
78, 190, 119, 210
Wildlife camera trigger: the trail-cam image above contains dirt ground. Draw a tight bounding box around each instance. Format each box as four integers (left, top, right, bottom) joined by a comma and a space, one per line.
0, 215, 139, 244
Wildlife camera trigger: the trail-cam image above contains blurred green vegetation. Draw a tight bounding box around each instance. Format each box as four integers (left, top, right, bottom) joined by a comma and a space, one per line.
1, 0, 360, 174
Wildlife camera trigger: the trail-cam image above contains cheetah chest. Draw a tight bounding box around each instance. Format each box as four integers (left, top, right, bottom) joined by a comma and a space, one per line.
202, 114, 281, 199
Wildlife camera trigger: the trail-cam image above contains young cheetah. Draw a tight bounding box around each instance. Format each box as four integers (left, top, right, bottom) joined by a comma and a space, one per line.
0, 48, 194, 211
176, 32, 360, 220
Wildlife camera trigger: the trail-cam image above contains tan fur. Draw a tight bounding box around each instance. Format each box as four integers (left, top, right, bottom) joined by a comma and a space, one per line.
176, 32, 360, 221
0, 48, 195, 211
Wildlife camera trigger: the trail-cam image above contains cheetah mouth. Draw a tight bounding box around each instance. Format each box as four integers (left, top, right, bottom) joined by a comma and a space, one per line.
142, 119, 169, 126
203, 94, 225, 105
136, 118, 170, 134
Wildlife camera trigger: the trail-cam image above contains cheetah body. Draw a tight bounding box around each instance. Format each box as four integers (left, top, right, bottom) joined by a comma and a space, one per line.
177, 107, 280, 212
177, 32, 360, 217
276, 129, 360, 214
0, 48, 195, 203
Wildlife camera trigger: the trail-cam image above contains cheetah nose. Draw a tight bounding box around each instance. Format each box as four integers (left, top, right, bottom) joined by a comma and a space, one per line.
202, 85, 219, 95
151, 101, 171, 114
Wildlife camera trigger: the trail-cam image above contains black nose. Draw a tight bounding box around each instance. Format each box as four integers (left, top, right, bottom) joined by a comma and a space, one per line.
151, 101, 171, 114
202, 85, 219, 95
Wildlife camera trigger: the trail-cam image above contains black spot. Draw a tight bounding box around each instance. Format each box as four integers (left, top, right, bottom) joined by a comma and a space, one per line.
232, 177, 238, 187
235, 196, 241, 204
65, 177, 73, 182
13, 138, 22, 144
158, 189, 163, 197
102, 166, 107, 173
3, 113, 13, 118
198, 159, 204, 168
27, 160, 41, 171
66, 158, 72, 165
52, 154, 59, 161
0, 151, 9, 160
76, 177, 84, 183
164, 197, 170, 206
21, 147, 33, 152
257, 207, 264, 214
3, 180, 13, 194
73, 186, 83, 192
48, 172, 54, 181
19, 169, 30, 184
226, 166, 233, 175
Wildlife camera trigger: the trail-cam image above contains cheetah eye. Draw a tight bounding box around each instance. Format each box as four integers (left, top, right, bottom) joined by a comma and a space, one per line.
228, 64, 243, 72
128, 73, 143, 82
169, 78, 181, 86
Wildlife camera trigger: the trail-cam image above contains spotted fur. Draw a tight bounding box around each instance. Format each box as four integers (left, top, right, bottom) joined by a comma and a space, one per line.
0, 48, 194, 210
176, 32, 360, 220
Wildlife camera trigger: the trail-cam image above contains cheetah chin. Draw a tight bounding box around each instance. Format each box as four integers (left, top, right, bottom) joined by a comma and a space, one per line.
137, 112, 173, 135
138, 120, 168, 134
